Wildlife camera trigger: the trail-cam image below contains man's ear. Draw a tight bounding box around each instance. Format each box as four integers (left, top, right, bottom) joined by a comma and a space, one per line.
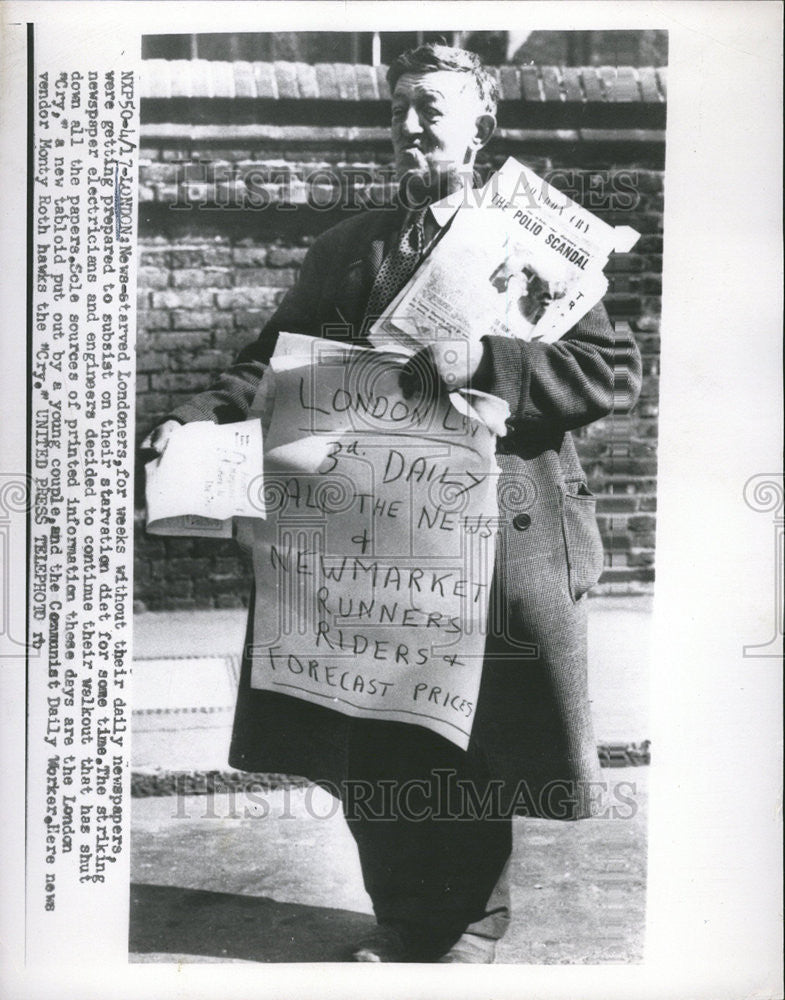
473, 113, 496, 150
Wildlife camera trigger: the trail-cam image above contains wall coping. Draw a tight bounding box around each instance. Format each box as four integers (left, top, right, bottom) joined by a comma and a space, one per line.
139, 122, 667, 147
140, 59, 667, 104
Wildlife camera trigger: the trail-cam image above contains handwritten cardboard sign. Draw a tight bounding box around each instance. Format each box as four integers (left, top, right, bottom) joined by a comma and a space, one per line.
242, 335, 501, 750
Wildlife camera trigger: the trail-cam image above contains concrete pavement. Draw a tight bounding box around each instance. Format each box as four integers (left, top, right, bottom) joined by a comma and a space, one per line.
130, 774, 647, 964
130, 596, 652, 771
129, 596, 651, 963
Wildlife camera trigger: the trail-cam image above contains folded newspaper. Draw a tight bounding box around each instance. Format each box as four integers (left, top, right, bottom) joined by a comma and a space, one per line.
145, 419, 265, 537
369, 156, 640, 352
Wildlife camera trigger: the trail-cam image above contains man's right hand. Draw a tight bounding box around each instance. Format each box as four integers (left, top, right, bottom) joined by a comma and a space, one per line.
139, 419, 180, 459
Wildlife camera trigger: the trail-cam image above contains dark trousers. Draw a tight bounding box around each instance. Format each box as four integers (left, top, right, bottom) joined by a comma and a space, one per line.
341, 718, 512, 958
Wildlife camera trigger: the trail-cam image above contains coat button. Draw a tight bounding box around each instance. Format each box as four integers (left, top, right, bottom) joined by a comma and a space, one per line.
512, 512, 531, 531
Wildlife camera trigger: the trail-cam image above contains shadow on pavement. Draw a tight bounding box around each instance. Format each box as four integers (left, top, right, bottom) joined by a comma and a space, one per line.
129, 882, 376, 963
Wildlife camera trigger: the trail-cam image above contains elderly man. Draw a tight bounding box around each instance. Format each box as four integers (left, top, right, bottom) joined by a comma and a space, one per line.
142, 44, 641, 963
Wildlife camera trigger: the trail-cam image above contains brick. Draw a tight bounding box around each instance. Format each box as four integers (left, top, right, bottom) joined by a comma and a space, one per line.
143, 577, 194, 599
216, 288, 282, 309
211, 61, 235, 99
600, 532, 631, 550
149, 330, 212, 350
171, 310, 217, 330
165, 60, 194, 99
604, 294, 641, 317
541, 66, 561, 102
193, 577, 247, 597
274, 61, 298, 99
140, 248, 171, 267
136, 391, 174, 413
141, 163, 179, 185
253, 62, 278, 99
137, 266, 169, 290
638, 377, 660, 401
136, 350, 169, 373
164, 557, 212, 577
160, 149, 190, 163
355, 64, 379, 101
212, 558, 245, 578
232, 246, 268, 266
561, 67, 583, 102
642, 274, 662, 295
519, 66, 542, 101
236, 267, 297, 287
637, 234, 663, 252
335, 63, 359, 101
170, 247, 233, 268
190, 60, 214, 99
600, 66, 639, 102
633, 312, 660, 339
142, 59, 172, 99
137, 309, 171, 331
637, 403, 659, 419
151, 289, 216, 310
135, 542, 165, 565
172, 268, 231, 289
599, 566, 654, 585
637, 67, 661, 103
596, 496, 638, 513
655, 67, 667, 98
375, 64, 391, 101
137, 290, 151, 310
233, 61, 257, 98
628, 549, 655, 567
606, 254, 645, 273
292, 62, 318, 99
163, 537, 195, 556
315, 63, 339, 100
499, 66, 521, 101
580, 67, 604, 102
152, 182, 179, 202
609, 276, 639, 294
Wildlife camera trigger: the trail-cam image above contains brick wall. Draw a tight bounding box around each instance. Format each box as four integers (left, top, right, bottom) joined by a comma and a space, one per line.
134, 61, 665, 611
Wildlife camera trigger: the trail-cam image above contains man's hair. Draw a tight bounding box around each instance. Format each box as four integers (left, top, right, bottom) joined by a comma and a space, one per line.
387, 43, 499, 116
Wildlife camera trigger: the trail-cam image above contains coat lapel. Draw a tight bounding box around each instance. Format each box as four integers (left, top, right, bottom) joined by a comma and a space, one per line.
333, 210, 398, 334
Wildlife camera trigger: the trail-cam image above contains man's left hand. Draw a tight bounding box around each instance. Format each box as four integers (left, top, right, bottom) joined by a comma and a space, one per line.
399, 338, 490, 398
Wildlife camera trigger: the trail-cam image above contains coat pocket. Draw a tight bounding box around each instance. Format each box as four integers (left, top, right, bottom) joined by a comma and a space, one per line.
561, 481, 605, 601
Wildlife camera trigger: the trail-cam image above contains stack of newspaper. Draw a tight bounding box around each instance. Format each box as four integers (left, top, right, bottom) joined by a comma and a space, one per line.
369, 156, 640, 352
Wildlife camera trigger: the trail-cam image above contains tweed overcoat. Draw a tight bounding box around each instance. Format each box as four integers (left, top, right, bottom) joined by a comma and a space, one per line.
169, 207, 643, 819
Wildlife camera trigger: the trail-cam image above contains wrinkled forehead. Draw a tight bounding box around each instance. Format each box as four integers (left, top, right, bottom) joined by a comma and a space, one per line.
392, 70, 478, 108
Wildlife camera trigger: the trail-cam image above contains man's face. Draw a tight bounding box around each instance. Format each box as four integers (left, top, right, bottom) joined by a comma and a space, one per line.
391, 70, 492, 201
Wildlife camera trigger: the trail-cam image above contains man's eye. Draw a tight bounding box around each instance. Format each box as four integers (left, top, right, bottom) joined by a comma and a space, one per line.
424, 108, 443, 122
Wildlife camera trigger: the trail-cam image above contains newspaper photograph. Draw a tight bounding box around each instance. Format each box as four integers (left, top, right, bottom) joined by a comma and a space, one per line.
0, 4, 781, 1000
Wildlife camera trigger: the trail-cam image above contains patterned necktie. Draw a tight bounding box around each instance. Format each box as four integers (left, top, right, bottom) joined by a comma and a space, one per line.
365, 208, 427, 319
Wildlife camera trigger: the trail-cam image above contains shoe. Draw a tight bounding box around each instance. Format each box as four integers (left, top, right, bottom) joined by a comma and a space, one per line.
351, 924, 411, 962
437, 933, 497, 963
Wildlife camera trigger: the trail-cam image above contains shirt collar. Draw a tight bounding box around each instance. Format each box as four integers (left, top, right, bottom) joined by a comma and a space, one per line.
428, 190, 463, 229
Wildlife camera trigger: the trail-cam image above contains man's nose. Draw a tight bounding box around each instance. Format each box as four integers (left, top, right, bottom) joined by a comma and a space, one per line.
400, 107, 422, 138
